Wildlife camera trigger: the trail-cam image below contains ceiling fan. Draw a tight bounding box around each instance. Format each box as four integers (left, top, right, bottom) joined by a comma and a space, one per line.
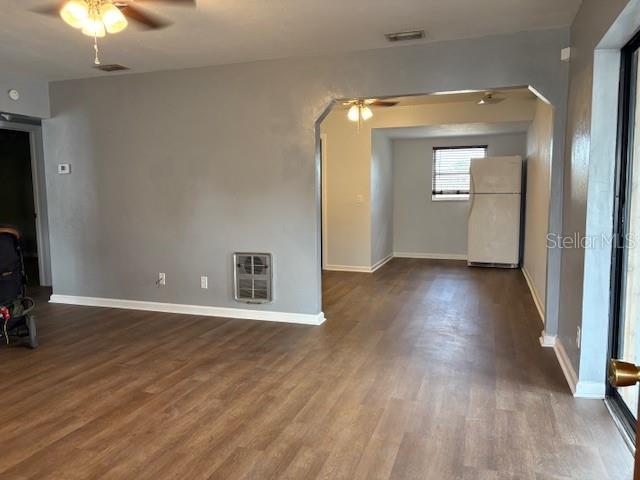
477, 92, 505, 105
32, 0, 195, 64
342, 98, 399, 127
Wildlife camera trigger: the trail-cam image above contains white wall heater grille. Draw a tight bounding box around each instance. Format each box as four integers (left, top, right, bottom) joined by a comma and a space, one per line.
233, 253, 272, 304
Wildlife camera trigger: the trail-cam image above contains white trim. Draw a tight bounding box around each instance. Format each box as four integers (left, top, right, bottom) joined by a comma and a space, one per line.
321, 133, 329, 270
539, 331, 557, 347
393, 252, 467, 261
553, 337, 605, 399
554, 338, 578, 395
371, 254, 393, 272
521, 266, 545, 324
574, 380, 607, 399
325, 253, 465, 273
49, 295, 326, 326
323, 265, 373, 273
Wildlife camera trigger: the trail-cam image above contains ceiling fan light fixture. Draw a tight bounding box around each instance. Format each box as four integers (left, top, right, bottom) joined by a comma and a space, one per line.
347, 105, 360, 122
101, 2, 128, 34
361, 106, 373, 121
60, 0, 89, 29
81, 15, 106, 37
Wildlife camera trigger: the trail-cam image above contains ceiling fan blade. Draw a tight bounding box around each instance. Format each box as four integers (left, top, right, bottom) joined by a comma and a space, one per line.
369, 100, 399, 107
121, 5, 172, 30
129, 0, 196, 5
30, 2, 65, 16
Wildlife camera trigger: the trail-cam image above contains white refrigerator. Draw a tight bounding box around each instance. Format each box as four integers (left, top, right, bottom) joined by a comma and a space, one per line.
467, 156, 522, 268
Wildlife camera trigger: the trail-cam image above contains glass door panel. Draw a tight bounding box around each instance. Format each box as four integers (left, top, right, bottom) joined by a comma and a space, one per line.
614, 47, 640, 422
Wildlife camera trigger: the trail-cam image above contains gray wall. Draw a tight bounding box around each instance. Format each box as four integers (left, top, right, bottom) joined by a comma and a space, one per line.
43, 28, 570, 315
371, 131, 394, 266
0, 72, 50, 119
558, 0, 632, 372
393, 133, 527, 258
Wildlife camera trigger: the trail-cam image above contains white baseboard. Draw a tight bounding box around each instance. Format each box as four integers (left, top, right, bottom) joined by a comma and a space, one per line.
539, 331, 557, 347
574, 380, 607, 399
521, 266, 545, 324
553, 337, 605, 399
49, 295, 325, 326
393, 252, 467, 261
371, 254, 393, 272
325, 252, 464, 273
325, 254, 393, 274
554, 338, 578, 395
324, 265, 373, 273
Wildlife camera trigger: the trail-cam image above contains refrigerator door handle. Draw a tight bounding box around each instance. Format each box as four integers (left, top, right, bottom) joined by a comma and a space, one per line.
468, 172, 476, 220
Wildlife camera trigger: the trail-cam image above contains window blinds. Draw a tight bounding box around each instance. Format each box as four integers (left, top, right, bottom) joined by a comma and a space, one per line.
432, 146, 487, 199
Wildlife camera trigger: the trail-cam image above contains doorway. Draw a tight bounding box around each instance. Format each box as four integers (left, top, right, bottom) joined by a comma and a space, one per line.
0, 129, 39, 285
0, 121, 51, 288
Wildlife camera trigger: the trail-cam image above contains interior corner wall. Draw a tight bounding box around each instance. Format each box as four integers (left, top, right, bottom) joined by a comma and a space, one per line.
523, 100, 553, 316
320, 113, 373, 269
43, 28, 570, 317
371, 131, 393, 267
392, 133, 528, 259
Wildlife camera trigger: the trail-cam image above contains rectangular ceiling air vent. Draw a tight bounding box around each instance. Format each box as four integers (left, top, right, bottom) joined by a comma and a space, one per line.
93, 64, 130, 73
234, 253, 272, 304
384, 30, 425, 42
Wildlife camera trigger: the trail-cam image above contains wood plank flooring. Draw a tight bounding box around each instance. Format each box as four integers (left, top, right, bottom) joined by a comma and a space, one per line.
0, 258, 633, 479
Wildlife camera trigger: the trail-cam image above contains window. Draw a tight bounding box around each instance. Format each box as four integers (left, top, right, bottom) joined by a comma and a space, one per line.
432, 146, 487, 200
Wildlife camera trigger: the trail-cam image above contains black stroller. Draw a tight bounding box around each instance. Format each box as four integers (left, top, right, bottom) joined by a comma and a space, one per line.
0, 227, 38, 348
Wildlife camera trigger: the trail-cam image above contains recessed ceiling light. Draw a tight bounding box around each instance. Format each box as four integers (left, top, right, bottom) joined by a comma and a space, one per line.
385, 30, 426, 42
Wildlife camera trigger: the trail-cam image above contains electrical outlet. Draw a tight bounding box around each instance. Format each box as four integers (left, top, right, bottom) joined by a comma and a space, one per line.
201, 276, 208, 289
158, 272, 166, 287
576, 326, 581, 349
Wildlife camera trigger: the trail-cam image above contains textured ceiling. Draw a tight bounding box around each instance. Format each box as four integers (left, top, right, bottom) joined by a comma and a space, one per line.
3, 0, 582, 80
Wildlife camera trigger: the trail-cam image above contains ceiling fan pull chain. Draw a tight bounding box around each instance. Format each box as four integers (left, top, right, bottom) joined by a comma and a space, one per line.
93, 35, 101, 65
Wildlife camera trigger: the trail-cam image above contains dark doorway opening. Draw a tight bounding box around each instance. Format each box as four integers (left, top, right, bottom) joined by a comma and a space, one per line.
0, 129, 40, 287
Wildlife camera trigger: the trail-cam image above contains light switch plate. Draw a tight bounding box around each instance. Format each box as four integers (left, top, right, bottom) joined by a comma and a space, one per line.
57, 163, 71, 175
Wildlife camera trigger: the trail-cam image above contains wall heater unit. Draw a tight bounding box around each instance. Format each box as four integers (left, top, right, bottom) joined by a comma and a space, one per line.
233, 253, 272, 304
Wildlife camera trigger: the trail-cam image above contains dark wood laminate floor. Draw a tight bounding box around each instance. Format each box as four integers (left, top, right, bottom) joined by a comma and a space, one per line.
0, 258, 633, 479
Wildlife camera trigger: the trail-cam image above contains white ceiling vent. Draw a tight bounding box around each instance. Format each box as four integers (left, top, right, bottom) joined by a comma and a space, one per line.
93, 64, 130, 73
234, 253, 272, 304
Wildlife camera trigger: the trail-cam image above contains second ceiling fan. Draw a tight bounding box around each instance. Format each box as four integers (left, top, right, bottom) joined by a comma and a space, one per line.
342, 98, 399, 128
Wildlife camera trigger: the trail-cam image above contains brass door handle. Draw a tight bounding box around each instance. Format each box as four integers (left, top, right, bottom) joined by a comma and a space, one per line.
609, 359, 640, 387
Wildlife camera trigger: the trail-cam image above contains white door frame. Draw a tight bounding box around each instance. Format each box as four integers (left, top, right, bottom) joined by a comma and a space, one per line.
321, 133, 328, 269
0, 120, 52, 286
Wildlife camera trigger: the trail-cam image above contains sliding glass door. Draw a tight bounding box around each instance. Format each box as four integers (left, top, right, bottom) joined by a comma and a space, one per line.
610, 33, 640, 433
